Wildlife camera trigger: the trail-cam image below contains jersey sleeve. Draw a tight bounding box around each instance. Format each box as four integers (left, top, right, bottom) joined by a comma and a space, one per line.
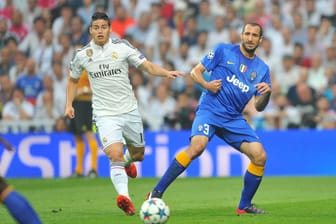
69, 51, 83, 79
201, 44, 224, 72
127, 47, 147, 67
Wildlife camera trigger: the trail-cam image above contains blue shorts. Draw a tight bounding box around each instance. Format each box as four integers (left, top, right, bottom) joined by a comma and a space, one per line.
190, 110, 260, 150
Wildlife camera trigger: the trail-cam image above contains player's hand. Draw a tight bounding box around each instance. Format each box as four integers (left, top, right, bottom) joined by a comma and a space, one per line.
255, 82, 271, 95
64, 106, 75, 119
167, 71, 185, 79
207, 79, 222, 93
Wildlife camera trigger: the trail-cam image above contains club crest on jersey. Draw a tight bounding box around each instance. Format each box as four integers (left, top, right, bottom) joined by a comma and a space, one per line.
250, 72, 256, 81
112, 52, 118, 60
86, 49, 93, 57
198, 125, 203, 132
239, 64, 247, 73
207, 50, 215, 59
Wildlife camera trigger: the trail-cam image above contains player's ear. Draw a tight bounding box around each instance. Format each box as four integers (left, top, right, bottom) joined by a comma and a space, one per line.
259, 36, 263, 44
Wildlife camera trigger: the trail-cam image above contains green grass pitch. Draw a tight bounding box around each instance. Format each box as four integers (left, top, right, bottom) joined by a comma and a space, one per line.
1, 177, 336, 224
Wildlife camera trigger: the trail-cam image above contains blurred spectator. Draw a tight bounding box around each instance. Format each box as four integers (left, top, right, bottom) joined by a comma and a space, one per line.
307, 53, 328, 94
293, 42, 312, 68
111, 4, 136, 38
0, 0, 15, 21
265, 14, 284, 58
313, 96, 336, 129
34, 88, 60, 120
0, 74, 13, 118
303, 0, 321, 26
291, 13, 307, 46
273, 54, 300, 94
9, 10, 29, 41
279, 26, 295, 56
32, 29, 56, 75
171, 0, 187, 39
210, 0, 231, 17
248, 0, 272, 28
0, 17, 18, 50
174, 40, 193, 74
317, 16, 334, 47
76, 0, 96, 30
0, 46, 13, 75
258, 37, 279, 71
304, 25, 326, 58
8, 50, 26, 83
264, 93, 301, 129
18, 16, 47, 57
49, 60, 66, 115
287, 81, 317, 128
55, 32, 74, 72
147, 83, 176, 130
21, 0, 43, 30
160, 0, 174, 22
324, 45, 336, 71
125, 11, 154, 53
207, 15, 229, 48
196, 0, 215, 32
52, 3, 73, 41
164, 92, 195, 130
15, 58, 43, 105
188, 30, 209, 66
70, 16, 89, 46
2, 86, 34, 120
181, 16, 198, 47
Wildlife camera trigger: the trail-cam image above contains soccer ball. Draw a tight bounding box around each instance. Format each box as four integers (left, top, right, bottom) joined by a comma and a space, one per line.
139, 198, 170, 224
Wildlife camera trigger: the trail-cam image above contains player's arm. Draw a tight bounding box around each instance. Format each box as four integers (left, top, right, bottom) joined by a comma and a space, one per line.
138, 60, 184, 79
64, 76, 79, 119
254, 82, 271, 112
190, 63, 222, 93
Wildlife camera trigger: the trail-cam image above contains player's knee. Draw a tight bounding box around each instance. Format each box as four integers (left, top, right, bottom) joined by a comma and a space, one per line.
132, 151, 144, 161
189, 140, 207, 159
253, 151, 267, 166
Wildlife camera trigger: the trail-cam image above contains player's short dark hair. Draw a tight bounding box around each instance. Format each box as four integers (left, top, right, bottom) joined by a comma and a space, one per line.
242, 22, 263, 37
90, 12, 110, 27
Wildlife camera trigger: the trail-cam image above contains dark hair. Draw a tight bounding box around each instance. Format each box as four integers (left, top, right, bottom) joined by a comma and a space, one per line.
90, 12, 110, 27
242, 22, 263, 37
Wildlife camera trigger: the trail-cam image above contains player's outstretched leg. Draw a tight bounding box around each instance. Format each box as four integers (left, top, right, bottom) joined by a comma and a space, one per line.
147, 151, 191, 199
236, 163, 267, 215
0, 177, 42, 223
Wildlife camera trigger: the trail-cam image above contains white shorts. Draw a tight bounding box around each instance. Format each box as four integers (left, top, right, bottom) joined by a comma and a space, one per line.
95, 109, 145, 150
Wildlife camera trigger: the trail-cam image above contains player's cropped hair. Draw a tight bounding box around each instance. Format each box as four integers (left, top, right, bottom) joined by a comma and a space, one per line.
242, 22, 263, 37
90, 12, 110, 26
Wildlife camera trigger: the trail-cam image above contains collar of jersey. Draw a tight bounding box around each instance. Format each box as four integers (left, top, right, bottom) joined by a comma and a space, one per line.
91, 38, 112, 49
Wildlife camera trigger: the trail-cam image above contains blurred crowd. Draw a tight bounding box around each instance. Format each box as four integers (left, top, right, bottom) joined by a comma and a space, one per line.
0, 0, 336, 133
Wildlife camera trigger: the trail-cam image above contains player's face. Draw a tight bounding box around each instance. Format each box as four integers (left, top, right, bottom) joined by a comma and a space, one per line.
241, 24, 262, 55
89, 19, 110, 46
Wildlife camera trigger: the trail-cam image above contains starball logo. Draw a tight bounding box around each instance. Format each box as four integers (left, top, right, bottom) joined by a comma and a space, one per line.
226, 74, 249, 93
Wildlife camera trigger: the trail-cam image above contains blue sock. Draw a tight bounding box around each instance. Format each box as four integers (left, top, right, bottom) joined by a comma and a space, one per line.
4, 191, 42, 224
154, 159, 186, 194
238, 170, 263, 209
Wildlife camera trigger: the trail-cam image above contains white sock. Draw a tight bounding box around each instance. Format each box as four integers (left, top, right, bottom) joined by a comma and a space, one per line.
123, 149, 134, 167
110, 162, 129, 197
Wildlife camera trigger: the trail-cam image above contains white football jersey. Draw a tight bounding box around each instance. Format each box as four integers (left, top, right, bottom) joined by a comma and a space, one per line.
70, 38, 146, 117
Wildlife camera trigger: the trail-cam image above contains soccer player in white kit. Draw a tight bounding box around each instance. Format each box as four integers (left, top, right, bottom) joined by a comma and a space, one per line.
64, 12, 184, 216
